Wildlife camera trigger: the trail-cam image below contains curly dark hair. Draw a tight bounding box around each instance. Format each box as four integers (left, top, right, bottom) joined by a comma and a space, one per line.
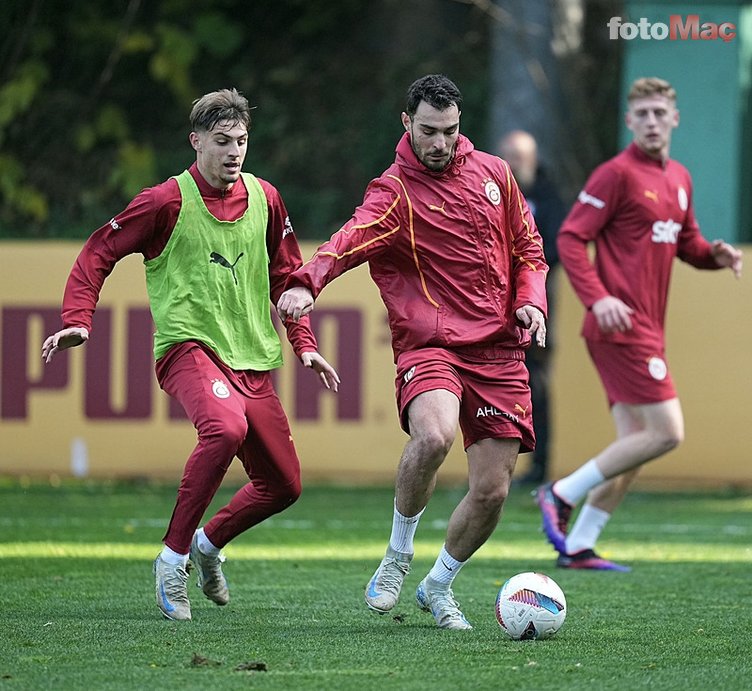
405, 74, 463, 116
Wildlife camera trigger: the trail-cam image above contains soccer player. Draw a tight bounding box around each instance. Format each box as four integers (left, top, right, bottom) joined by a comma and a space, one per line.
277, 74, 548, 629
536, 77, 743, 571
498, 130, 566, 486
41, 88, 340, 621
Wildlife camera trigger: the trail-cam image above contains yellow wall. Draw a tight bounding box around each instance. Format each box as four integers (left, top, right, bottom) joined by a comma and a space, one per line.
0, 242, 750, 486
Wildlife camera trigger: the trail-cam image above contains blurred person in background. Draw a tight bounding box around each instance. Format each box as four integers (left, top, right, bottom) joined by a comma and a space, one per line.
536, 77, 742, 572
42, 88, 339, 621
277, 74, 548, 629
498, 130, 566, 486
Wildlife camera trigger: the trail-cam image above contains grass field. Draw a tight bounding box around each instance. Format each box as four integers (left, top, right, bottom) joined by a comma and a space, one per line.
1, 477, 750, 690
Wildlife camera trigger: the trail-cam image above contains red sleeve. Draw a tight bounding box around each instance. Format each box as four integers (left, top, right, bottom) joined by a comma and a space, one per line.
676, 193, 717, 270
260, 178, 318, 357
287, 177, 401, 297
501, 161, 549, 316
61, 183, 177, 330
557, 163, 622, 309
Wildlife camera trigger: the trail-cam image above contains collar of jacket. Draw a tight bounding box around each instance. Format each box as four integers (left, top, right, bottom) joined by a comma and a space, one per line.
626, 140, 670, 170
394, 132, 474, 178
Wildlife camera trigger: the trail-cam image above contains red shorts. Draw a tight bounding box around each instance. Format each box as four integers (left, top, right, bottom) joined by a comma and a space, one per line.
395, 346, 535, 452
587, 340, 677, 407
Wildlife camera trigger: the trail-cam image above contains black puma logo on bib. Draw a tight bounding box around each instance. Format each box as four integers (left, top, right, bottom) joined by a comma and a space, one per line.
210, 251, 244, 285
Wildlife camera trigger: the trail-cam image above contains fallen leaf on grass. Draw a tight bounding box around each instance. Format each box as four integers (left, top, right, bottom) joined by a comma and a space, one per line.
191, 653, 221, 667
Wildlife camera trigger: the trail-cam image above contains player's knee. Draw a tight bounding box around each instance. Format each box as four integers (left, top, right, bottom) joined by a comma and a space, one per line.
276, 476, 302, 507
665, 428, 684, 451
202, 416, 248, 456
288, 475, 302, 503
413, 427, 455, 461
655, 427, 683, 454
471, 484, 508, 513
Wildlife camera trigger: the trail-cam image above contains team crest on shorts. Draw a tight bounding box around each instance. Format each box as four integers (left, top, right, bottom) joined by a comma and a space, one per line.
647, 357, 667, 381
211, 378, 231, 398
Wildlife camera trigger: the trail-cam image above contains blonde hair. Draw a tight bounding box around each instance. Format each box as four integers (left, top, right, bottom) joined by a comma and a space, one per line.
627, 77, 676, 103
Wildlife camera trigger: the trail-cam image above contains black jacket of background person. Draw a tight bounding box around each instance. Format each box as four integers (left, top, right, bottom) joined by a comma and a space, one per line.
521, 166, 566, 274
522, 166, 565, 350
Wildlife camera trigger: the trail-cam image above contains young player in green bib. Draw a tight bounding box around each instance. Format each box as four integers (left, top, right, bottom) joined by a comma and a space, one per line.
43, 89, 339, 621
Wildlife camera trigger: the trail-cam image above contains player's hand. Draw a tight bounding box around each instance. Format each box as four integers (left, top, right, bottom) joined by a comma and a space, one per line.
277, 286, 315, 322
301, 351, 340, 392
516, 305, 546, 347
592, 296, 634, 333
41, 327, 90, 363
711, 240, 742, 279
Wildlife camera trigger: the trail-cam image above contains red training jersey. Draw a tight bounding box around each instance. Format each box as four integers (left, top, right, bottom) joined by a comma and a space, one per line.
60, 163, 317, 360
558, 142, 719, 348
288, 133, 548, 361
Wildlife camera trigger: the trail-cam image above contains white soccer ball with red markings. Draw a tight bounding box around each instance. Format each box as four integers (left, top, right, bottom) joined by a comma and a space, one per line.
495, 572, 567, 640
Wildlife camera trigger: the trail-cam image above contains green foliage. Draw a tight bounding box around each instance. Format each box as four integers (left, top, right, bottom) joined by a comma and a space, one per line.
0, 0, 493, 240
0, 61, 49, 137
1, 479, 751, 689
149, 24, 199, 102
111, 141, 158, 199
76, 105, 130, 153
192, 12, 244, 58
0, 154, 48, 224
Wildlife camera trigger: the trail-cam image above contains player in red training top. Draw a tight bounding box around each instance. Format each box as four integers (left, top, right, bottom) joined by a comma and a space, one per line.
278, 74, 548, 629
536, 77, 742, 571
41, 88, 339, 621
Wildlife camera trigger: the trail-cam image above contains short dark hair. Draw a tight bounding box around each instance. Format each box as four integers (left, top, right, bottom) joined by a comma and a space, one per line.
190, 88, 252, 133
405, 74, 462, 116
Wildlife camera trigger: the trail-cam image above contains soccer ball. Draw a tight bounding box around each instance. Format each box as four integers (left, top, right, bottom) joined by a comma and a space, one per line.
495, 572, 567, 640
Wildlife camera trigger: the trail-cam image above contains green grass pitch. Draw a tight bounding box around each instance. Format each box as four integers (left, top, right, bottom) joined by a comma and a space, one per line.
1, 477, 750, 690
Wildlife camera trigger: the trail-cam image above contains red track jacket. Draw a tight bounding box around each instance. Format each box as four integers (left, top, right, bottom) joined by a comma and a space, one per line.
289, 133, 548, 360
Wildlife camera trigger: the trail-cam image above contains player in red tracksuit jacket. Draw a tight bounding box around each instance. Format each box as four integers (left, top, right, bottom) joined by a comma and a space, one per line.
536, 77, 742, 572
42, 89, 339, 621
278, 74, 548, 629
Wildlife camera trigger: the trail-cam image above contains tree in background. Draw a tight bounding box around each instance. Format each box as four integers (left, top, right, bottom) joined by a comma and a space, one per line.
486, 0, 622, 202
0, 0, 619, 240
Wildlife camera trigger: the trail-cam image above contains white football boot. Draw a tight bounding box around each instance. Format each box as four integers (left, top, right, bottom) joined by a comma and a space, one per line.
154, 555, 191, 621
365, 546, 413, 613
189, 531, 229, 606
416, 575, 472, 630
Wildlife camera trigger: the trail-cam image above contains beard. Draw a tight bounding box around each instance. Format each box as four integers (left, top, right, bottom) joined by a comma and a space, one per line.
413, 144, 454, 171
